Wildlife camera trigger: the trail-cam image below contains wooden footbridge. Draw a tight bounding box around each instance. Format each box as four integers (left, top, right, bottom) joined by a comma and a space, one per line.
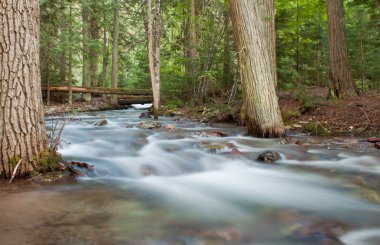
42, 85, 153, 105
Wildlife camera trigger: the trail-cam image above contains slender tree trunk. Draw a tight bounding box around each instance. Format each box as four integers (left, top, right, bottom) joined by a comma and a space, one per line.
68, 3, 73, 105
101, 27, 109, 100
223, 0, 233, 88
58, 31, 67, 85
184, 0, 199, 97
296, 0, 301, 86
0, 0, 48, 178
147, 0, 161, 119
58, 0, 67, 86
359, 10, 365, 94
46, 65, 52, 106
153, 0, 162, 117
89, 7, 100, 87
228, 0, 284, 138
326, 0, 357, 98
188, 0, 199, 73
110, 0, 120, 106
82, 1, 91, 101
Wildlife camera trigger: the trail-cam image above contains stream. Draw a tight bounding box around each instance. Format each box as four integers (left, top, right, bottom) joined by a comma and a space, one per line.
1, 106, 380, 245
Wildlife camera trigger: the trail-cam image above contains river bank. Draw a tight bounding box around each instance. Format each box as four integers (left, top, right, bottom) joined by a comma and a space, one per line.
43, 87, 380, 138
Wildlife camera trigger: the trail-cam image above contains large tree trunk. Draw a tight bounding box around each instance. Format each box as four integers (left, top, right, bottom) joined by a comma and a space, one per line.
326, 0, 357, 98
0, 0, 48, 178
110, 0, 120, 106
82, 1, 91, 101
228, 0, 284, 138
147, 0, 161, 119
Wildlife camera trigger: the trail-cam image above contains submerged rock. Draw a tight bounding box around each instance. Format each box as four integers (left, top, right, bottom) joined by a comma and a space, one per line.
285, 220, 349, 245
367, 137, 380, 143
257, 151, 281, 163
164, 124, 176, 130
197, 131, 230, 138
139, 112, 152, 119
141, 164, 157, 176
137, 121, 161, 129
94, 119, 108, 126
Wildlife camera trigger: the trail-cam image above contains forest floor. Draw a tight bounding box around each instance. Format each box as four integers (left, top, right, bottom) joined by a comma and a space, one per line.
44, 87, 380, 137
177, 86, 380, 137
278, 87, 380, 136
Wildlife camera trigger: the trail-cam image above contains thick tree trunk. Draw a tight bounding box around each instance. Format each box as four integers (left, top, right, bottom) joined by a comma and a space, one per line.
147, 0, 161, 119
82, 1, 91, 101
326, 0, 357, 98
110, 0, 120, 106
0, 0, 48, 178
228, 0, 284, 138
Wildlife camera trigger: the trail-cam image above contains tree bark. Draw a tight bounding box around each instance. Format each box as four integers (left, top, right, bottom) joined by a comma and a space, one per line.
110, 0, 120, 106
68, 3, 73, 105
326, 0, 357, 98
147, 0, 161, 119
228, 0, 284, 138
296, 0, 301, 86
101, 27, 109, 100
82, 1, 91, 101
0, 0, 48, 178
223, 0, 233, 88
184, 0, 199, 97
89, 5, 100, 87
187, 0, 199, 74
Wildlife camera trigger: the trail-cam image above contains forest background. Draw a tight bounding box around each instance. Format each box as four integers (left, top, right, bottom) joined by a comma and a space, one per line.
40, 0, 380, 135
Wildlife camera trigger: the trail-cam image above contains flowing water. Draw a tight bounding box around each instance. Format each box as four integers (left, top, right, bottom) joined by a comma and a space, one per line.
1, 107, 380, 245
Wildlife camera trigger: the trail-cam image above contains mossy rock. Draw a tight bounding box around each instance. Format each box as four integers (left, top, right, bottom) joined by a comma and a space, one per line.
282, 109, 301, 123
39, 150, 63, 173
303, 122, 332, 136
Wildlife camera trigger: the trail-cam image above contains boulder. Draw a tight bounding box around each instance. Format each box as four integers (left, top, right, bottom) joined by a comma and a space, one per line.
94, 119, 108, 126
257, 151, 281, 163
375, 142, 380, 150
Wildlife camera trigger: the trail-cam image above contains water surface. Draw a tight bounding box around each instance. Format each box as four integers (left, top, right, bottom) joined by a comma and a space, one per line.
1, 107, 380, 245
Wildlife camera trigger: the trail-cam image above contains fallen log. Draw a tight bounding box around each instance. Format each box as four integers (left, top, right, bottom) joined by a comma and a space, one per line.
118, 96, 153, 105
42, 85, 152, 96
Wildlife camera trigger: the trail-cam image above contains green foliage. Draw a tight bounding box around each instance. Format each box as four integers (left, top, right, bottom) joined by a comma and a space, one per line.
38, 150, 62, 173
282, 109, 301, 123
303, 121, 332, 136
40, 0, 380, 104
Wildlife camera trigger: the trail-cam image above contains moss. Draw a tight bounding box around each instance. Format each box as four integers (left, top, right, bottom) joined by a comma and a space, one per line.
38, 150, 63, 173
9, 155, 21, 167
282, 109, 301, 123
303, 122, 332, 136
